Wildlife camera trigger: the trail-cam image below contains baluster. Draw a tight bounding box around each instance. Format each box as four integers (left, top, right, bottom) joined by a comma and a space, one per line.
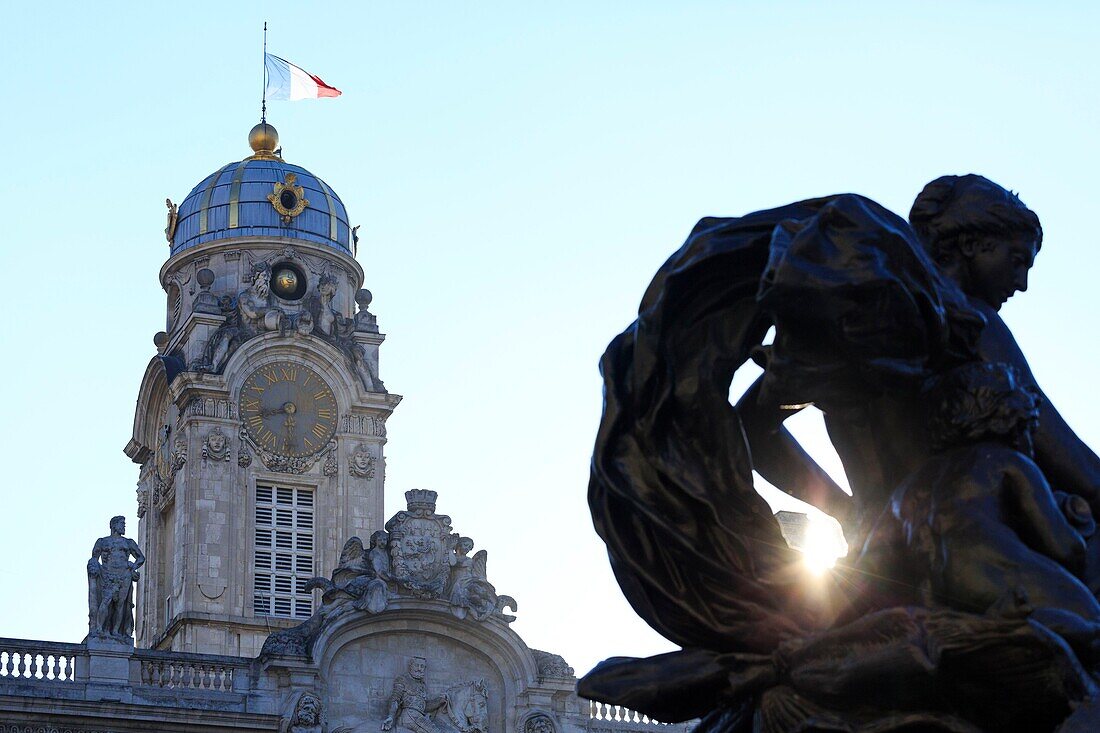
165, 661, 176, 688
0, 651, 8, 677
184, 663, 195, 688
63, 654, 74, 681
201, 664, 211, 689
15, 652, 26, 678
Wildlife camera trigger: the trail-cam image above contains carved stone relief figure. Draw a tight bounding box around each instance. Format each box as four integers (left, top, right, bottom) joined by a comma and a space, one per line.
240, 262, 288, 334
201, 427, 231, 462
281, 691, 326, 733
313, 272, 343, 337
197, 262, 290, 373
348, 342, 384, 392
136, 485, 148, 519
380, 656, 444, 733
87, 516, 145, 642
365, 658, 488, 733
523, 714, 555, 733
170, 438, 187, 475
306, 531, 391, 616
349, 445, 376, 479
445, 536, 518, 622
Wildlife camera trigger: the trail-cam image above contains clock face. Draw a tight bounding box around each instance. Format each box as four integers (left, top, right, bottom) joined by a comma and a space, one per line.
239, 361, 338, 457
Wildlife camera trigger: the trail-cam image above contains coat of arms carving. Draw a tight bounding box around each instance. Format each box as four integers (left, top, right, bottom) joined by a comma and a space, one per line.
385, 490, 454, 598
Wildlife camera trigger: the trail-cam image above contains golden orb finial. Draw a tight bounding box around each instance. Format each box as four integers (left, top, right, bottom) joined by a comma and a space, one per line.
248, 122, 280, 159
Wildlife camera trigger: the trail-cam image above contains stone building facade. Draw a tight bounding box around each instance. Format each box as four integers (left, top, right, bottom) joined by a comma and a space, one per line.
0, 123, 688, 732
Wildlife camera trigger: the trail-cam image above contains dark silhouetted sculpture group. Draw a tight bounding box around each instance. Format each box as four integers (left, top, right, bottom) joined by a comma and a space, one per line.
580, 176, 1100, 731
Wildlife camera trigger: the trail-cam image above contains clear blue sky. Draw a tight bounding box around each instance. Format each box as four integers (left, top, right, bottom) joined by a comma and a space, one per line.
1, 3, 1097, 674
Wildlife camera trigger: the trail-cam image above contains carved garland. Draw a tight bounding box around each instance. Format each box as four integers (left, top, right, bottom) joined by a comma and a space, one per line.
240, 429, 335, 475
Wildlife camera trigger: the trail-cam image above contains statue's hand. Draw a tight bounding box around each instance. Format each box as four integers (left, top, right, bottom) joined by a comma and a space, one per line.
381, 716, 394, 731
132, 571, 140, 581
87, 559, 100, 576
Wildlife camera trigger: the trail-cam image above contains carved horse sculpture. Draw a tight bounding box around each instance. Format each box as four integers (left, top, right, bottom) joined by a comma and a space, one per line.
331, 680, 488, 733
436, 680, 489, 733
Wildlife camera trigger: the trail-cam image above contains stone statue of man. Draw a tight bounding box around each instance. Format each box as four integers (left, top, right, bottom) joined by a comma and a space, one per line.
381, 656, 445, 733
87, 516, 145, 642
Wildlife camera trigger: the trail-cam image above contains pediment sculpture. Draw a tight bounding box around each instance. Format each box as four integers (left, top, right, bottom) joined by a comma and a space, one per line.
261, 490, 516, 659
331, 657, 488, 733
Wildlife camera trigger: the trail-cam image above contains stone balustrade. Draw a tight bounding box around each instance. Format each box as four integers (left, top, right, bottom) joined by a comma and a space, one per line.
134, 648, 249, 692
0, 637, 81, 683
0, 633, 691, 732
588, 700, 693, 730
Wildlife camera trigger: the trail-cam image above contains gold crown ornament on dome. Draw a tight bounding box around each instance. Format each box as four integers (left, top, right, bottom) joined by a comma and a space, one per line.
268, 172, 309, 224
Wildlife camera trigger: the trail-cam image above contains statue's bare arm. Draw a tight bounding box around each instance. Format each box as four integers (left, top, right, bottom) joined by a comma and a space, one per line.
735, 376, 853, 525
978, 308, 1100, 513
87, 539, 105, 574
127, 538, 146, 572
1033, 393, 1100, 514
1004, 454, 1086, 571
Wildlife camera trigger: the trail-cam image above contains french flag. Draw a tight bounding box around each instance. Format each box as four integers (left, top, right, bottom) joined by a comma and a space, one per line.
264, 53, 341, 100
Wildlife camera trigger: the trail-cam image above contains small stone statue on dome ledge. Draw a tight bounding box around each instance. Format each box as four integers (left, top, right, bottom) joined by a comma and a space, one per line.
87, 516, 144, 643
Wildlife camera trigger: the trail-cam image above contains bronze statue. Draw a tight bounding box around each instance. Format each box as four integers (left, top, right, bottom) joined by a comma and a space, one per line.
580, 183, 1100, 731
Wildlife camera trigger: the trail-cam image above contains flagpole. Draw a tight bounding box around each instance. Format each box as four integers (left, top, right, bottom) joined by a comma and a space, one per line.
261, 22, 268, 123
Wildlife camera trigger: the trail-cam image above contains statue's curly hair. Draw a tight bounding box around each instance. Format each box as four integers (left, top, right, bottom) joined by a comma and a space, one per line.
925, 361, 1040, 451
909, 174, 1042, 266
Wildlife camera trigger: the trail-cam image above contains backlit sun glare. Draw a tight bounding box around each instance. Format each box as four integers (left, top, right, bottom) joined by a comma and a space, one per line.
801, 514, 847, 575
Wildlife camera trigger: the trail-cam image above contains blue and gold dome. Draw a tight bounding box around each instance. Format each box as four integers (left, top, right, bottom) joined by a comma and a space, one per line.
170, 123, 351, 255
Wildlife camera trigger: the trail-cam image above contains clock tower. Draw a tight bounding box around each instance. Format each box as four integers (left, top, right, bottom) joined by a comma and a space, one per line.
125, 123, 400, 656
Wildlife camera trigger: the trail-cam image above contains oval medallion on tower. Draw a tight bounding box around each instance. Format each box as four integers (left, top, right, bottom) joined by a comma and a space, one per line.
240, 361, 338, 458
